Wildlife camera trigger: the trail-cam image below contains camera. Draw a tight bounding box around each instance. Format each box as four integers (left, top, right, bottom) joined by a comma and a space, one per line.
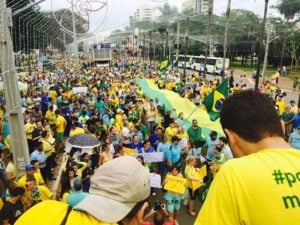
154, 201, 163, 210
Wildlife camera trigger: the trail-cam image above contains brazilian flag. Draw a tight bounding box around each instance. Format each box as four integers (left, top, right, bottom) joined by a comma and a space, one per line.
203, 79, 229, 121
158, 57, 171, 71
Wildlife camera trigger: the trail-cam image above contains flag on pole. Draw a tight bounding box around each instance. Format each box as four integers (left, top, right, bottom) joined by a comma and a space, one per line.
173, 56, 179, 67
158, 57, 171, 71
202, 79, 229, 121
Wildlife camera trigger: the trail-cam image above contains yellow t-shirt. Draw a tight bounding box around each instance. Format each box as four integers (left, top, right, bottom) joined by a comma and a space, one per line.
276, 100, 286, 115
70, 127, 85, 137
40, 138, 55, 156
195, 148, 300, 225
165, 127, 178, 141
49, 90, 58, 104
45, 110, 56, 125
56, 115, 66, 133
15, 200, 117, 225
17, 173, 45, 188
25, 123, 36, 140
184, 165, 198, 189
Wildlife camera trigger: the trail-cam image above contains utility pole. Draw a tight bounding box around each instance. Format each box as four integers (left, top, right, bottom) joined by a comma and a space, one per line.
184, 18, 190, 80
0, 4, 30, 177
262, 21, 271, 84
204, 0, 214, 78
149, 31, 152, 65
255, 0, 269, 90
176, 20, 180, 71
222, 0, 231, 81
71, 0, 79, 71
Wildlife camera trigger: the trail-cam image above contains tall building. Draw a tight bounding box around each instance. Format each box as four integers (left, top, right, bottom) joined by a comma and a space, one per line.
134, 5, 155, 22
183, 0, 210, 14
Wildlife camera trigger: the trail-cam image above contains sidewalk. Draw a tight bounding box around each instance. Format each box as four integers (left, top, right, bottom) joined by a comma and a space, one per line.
233, 69, 299, 94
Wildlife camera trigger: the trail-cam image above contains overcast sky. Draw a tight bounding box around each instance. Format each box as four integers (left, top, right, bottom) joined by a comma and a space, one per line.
40, 0, 280, 36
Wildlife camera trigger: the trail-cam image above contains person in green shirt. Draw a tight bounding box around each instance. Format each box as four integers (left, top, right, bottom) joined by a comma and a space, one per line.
187, 119, 205, 149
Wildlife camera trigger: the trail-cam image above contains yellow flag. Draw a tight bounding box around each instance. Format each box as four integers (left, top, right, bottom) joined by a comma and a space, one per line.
192, 165, 207, 192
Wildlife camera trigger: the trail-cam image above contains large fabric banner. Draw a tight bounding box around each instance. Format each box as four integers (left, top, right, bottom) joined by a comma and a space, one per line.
135, 78, 224, 136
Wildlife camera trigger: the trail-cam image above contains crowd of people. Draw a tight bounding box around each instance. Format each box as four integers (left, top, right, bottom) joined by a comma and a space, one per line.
0, 55, 298, 224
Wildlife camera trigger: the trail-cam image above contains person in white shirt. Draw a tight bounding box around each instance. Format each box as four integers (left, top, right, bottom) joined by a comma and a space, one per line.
219, 136, 233, 159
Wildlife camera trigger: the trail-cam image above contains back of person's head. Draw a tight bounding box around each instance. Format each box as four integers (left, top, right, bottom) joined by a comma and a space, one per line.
153, 210, 166, 225
220, 90, 284, 143
9, 187, 25, 197
73, 178, 83, 191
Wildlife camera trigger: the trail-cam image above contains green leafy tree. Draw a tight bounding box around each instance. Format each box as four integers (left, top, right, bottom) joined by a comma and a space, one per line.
277, 0, 300, 21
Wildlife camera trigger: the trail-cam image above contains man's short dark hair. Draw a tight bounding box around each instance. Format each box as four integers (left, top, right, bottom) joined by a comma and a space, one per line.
220, 90, 284, 143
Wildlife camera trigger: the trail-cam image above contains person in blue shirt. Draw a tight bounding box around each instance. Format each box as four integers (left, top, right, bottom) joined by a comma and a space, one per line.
157, 134, 171, 178
67, 178, 88, 207
166, 136, 182, 170
205, 131, 220, 161
139, 140, 154, 154
289, 125, 300, 150
128, 135, 143, 151
30, 141, 48, 182
293, 110, 300, 130
149, 127, 163, 150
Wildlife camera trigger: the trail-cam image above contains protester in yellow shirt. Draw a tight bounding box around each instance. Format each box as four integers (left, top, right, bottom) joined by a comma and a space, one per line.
195, 90, 300, 225
275, 95, 286, 115
24, 117, 36, 153
55, 110, 67, 152
24, 178, 52, 204
70, 122, 85, 136
45, 105, 56, 127
185, 156, 203, 216
165, 120, 178, 141
17, 165, 44, 189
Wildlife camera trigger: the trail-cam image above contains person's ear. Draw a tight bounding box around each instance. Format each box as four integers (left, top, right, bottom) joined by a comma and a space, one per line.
224, 129, 236, 147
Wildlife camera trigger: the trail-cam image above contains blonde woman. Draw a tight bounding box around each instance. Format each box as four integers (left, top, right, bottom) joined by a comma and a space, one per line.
184, 155, 203, 216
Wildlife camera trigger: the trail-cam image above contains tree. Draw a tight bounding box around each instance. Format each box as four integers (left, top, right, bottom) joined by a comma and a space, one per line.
285, 29, 300, 70
277, 0, 300, 21
158, 3, 178, 21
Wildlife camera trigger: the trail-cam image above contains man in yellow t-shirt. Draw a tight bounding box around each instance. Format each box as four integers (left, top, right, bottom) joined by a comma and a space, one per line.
55, 109, 67, 152
195, 90, 300, 225
17, 165, 45, 189
24, 117, 36, 154
45, 105, 56, 128
24, 178, 52, 204
70, 121, 85, 137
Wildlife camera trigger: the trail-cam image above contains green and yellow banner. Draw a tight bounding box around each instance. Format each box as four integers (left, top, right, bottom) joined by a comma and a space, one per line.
135, 78, 224, 136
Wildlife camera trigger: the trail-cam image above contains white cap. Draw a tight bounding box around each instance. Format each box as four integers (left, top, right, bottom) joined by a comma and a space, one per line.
74, 156, 150, 223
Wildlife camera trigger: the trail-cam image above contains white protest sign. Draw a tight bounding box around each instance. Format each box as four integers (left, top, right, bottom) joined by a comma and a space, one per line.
137, 152, 164, 163
150, 173, 162, 188
72, 87, 88, 94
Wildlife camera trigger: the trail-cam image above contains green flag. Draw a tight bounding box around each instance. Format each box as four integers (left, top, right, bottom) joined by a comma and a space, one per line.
202, 78, 229, 121
158, 57, 171, 71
